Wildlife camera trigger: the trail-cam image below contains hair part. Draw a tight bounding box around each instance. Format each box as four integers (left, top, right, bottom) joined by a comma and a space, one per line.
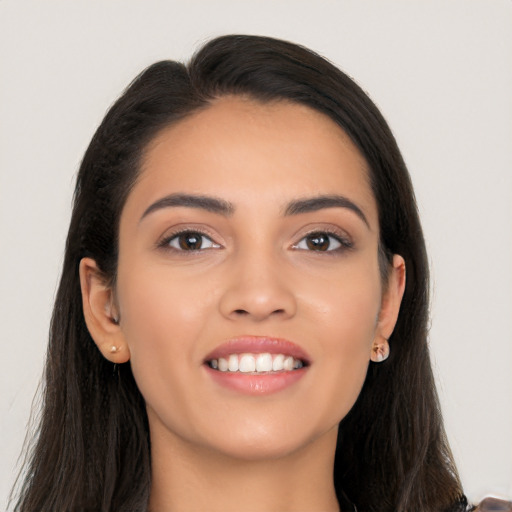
13, 35, 467, 512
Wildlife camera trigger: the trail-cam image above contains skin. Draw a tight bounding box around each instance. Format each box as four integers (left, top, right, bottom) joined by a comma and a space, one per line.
80, 97, 405, 512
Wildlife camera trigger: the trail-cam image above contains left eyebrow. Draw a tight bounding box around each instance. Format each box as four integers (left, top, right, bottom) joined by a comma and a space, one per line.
140, 193, 235, 223
283, 195, 370, 227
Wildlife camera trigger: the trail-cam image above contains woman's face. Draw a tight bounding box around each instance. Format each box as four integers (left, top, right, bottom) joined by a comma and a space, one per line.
111, 97, 402, 460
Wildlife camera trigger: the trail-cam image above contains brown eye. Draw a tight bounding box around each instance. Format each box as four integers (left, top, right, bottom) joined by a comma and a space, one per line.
305, 233, 331, 251
178, 233, 202, 250
166, 231, 220, 251
293, 232, 346, 252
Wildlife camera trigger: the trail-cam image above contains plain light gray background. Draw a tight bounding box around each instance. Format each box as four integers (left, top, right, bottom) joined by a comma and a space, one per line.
1, 1, 511, 508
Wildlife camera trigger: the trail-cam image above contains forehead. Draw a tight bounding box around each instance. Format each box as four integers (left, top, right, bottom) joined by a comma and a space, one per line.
129, 96, 377, 226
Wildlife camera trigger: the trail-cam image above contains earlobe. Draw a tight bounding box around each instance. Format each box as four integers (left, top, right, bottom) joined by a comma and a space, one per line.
79, 257, 130, 363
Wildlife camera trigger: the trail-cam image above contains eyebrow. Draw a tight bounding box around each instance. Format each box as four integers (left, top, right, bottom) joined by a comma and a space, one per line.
140, 192, 369, 227
140, 193, 234, 222
284, 195, 369, 227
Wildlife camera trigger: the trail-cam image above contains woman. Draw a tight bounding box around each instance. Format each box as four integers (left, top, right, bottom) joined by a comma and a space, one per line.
12, 34, 496, 512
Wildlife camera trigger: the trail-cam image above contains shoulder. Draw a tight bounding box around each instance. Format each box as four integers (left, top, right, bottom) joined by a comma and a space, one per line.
473, 497, 512, 511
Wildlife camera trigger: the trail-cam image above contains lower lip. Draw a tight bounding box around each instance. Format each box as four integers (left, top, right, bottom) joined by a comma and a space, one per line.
204, 365, 307, 395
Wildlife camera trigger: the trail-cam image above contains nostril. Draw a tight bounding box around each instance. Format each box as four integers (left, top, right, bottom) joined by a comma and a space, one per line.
233, 308, 285, 316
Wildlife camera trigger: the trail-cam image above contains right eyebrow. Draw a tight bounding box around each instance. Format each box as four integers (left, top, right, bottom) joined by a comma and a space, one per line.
283, 194, 370, 228
139, 193, 235, 223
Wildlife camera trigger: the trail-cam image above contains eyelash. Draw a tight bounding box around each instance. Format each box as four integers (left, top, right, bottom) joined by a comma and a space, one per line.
157, 228, 353, 254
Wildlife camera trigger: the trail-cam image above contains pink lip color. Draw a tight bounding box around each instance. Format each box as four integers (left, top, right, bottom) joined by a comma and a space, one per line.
205, 366, 307, 395
203, 336, 310, 395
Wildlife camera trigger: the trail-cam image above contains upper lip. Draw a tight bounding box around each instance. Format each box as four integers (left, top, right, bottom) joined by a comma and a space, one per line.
203, 336, 311, 365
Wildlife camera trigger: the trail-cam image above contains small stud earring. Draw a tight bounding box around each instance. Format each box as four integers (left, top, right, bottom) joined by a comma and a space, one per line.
110, 345, 120, 354
371, 339, 390, 363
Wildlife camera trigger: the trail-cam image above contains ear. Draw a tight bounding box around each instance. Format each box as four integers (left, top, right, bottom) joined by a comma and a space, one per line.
376, 254, 406, 341
79, 257, 130, 363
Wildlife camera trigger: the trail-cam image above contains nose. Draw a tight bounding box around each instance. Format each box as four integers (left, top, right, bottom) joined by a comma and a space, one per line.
218, 249, 297, 322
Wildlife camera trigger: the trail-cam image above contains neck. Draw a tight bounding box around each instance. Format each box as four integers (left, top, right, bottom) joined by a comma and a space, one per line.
148, 424, 340, 512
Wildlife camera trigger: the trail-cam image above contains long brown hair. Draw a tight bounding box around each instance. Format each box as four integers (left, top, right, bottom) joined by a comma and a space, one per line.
13, 35, 469, 512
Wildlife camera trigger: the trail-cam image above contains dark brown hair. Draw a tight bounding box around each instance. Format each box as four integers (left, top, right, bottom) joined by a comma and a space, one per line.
13, 35, 469, 512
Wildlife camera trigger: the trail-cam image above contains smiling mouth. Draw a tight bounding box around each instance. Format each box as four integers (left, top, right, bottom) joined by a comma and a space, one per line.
207, 353, 305, 373
204, 338, 310, 394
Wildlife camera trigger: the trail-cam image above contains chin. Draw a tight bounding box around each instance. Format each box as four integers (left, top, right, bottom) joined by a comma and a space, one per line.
200, 419, 339, 463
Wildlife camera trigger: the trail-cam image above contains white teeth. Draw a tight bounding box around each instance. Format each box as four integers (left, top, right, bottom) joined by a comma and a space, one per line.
256, 353, 273, 372
283, 356, 294, 371
272, 354, 284, 371
239, 354, 256, 372
209, 353, 304, 373
228, 354, 239, 372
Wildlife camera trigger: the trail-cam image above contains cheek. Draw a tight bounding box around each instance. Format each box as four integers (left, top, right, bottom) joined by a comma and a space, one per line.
117, 261, 214, 344
303, 263, 382, 419
303, 258, 382, 347
114, 264, 216, 404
